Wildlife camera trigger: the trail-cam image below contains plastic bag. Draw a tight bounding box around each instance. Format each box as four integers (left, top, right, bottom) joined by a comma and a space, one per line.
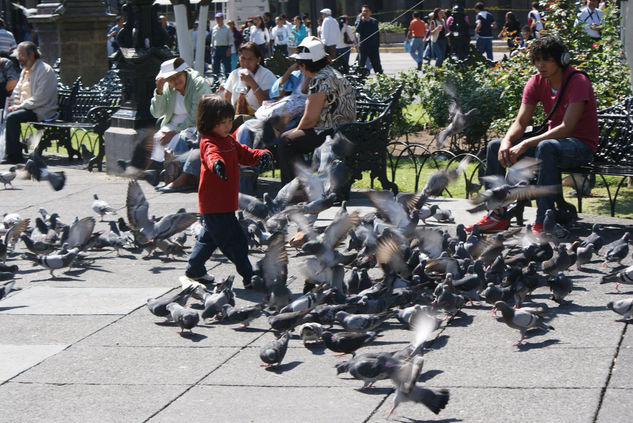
404, 40, 411, 53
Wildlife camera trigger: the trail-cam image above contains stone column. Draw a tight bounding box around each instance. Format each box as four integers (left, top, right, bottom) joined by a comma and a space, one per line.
28, 1, 62, 66
54, 0, 114, 86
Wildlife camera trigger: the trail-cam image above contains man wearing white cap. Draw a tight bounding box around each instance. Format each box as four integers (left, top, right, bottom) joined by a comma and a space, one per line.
210, 12, 234, 76
149, 57, 211, 167
319, 8, 339, 60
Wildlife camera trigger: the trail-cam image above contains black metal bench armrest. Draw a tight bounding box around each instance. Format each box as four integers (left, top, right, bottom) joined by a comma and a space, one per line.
86, 105, 120, 135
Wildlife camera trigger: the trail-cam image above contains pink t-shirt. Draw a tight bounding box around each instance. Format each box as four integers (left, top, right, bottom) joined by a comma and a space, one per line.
522, 66, 599, 151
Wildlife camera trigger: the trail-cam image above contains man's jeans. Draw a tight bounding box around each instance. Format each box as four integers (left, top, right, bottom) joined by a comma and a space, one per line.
485, 137, 594, 223
212, 45, 231, 76
476, 37, 493, 60
186, 212, 253, 284
409, 37, 424, 64
4, 108, 37, 160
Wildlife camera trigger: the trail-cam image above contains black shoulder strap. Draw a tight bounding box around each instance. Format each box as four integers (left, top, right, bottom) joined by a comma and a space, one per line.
543, 70, 587, 124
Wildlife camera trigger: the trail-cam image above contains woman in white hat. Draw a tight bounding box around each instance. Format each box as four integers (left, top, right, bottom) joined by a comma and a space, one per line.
149, 57, 211, 166
277, 36, 356, 185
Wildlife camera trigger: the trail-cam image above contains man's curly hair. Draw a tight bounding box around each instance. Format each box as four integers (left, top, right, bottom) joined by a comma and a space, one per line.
529, 35, 568, 68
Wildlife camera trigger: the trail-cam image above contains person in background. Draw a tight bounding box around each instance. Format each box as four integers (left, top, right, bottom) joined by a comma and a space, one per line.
219, 42, 276, 121
527, 2, 544, 39
160, 15, 176, 51
149, 58, 211, 169
500, 11, 521, 52
336, 15, 357, 71
250, 16, 271, 58
303, 15, 312, 36
405, 11, 427, 71
271, 16, 290, 57
429, 8, 448, 67
575, 0, 603, 40
355, 4, 383, 74
227, 20, 243, 71
210, 12, 233, 77
184, 94, 272, 288
519, 25, 533, 48
0, 54, 19, 111
0, 18, 17, 55
278, 37, 356, 184
263, 12, 275, 31
2, 42, 57, 164
474, 2, 497, 60
448, 4, 471, 60
320, 8, 339, 59
106, 15, 124, 54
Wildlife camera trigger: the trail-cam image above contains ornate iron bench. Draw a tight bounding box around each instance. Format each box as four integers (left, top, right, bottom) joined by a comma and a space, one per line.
335, 86, 403, 196
23, 68, 122, 172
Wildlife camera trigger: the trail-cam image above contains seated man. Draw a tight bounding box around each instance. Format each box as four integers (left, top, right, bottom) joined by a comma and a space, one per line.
2, 42, 57, 164
467, 35, 598, 234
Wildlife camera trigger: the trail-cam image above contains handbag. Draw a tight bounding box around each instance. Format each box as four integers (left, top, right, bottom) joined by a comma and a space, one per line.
343, 28, 353, 45
520, 70, 585, 140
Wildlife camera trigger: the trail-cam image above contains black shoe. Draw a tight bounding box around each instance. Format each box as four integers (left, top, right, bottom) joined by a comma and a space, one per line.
417, 61, 422, 70
1, 156, 25, 165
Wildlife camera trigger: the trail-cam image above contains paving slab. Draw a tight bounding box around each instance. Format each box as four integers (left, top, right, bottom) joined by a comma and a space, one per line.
13, 344, 241, 385
0, 286, 171, 315
0, 344, 67, 383
0, 314, 118, 344
80, 306, 270, 348
0, 382, 185, 423
596, 388, 633, 423
368, 387, 601, 423
606, 326, 633, 389
149, 385, 384, 423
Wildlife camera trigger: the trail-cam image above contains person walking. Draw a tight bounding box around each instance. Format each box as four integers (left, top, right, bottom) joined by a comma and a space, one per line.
355, 4, 383, 74
271, 16, 290, 57
474, 2, 497, 60
319, 8, 339, 59
210, 12, 233, 76
250, 16, 271, 58
405, 11, 427, 70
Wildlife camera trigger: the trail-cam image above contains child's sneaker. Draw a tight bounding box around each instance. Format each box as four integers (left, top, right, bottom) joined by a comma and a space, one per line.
465, 213, 510, 233
531, 223, 544, 235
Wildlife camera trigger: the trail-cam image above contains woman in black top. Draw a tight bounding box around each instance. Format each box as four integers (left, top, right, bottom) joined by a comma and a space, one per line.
501, 12, 522, 51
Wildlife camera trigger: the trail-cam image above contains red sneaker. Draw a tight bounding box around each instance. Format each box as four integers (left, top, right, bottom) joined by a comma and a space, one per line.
466, 214, 510, 233
532, 223, 544, 235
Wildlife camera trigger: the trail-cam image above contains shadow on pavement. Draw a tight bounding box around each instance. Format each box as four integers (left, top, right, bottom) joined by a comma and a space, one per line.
264, 360, 302, 373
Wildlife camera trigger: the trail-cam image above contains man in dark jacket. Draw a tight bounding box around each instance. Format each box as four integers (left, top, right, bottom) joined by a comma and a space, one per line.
354, 4, 383, 74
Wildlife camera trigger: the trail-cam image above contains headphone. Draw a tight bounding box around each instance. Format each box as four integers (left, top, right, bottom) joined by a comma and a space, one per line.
553, 35, 571, 66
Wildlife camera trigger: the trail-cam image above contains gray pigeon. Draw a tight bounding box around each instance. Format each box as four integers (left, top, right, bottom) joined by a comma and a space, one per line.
337, 352, 392, 390
422, 156, 470, 197
606, 298, 633, 322
601, 265, 633, 291
603, 233, 630, 266
259, 331, 290, 367
0, 167, 16, 189
297, 322, 324, 344
335, 310, 394, 332
146, 285, 196, 318
220, 303, 266, 328
0, 280, 16, 300
166, 302, 200, 334
92, 194, 117, 221
495, 301, 554, 346
436, 99, 479, 149
548, 272, 573, 304
575, 243, 594, 270
580, 223, 604, 252
23, 248, 80, 278
385, 355, 450, 418
201, 287, 235, 320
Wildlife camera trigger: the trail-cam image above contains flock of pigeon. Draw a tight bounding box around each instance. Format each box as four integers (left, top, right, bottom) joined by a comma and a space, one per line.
2, 133, 633, 419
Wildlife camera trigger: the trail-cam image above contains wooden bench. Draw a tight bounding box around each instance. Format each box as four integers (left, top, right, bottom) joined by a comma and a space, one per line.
335, 86, 403, 196
563, 97, 633, 216
23, 68, 122, 172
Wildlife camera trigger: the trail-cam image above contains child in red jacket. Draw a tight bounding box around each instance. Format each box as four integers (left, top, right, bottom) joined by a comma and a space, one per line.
185, 95, 272, 288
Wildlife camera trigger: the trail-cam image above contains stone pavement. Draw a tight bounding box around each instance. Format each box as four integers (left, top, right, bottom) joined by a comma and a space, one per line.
0, 162, 632, 423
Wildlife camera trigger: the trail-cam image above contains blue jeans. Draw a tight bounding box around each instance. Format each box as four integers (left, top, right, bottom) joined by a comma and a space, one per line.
4, 108, 37, 160
186, 212, 253, 285
274, 44, 288, 57
212, 45, 231, 76
409, 37, 424, 64
181, 148, 200, 176
432, 39, 447, 66
336, 47, 352, 67
485, 137, 594, 223
476, 37, 493, 60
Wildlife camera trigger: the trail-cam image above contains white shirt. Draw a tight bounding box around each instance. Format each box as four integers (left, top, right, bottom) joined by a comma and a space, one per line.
336, 24, 356, 48
576, 6, 603, 39
321, 15, 340, 46
271, 25, 289, 45
249, 27, 270, 45
528, 10, 544, 32
223, 65, 277, 111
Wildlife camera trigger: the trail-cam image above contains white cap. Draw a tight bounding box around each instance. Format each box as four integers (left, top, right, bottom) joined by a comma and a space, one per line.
320, 8, 332, 15
290, 36, 327, 62
155, 58, 188, 80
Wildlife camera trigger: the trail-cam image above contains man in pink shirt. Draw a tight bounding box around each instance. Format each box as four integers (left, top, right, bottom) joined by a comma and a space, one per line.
467, 35, 598, 234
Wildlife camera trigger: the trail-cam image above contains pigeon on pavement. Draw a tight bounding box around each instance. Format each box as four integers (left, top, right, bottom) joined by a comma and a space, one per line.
259, 331, 290, 367
166, 302, 200, 334
607, 298, 633, 322
92, 194, 117, 221
495, 301, 554, 346
0, 167, 16, 189
321, 330, 377, 356
146, 286, 196, 318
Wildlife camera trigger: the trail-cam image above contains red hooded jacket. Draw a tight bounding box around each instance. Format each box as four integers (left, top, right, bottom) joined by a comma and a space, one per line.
198, 133, 269, 214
